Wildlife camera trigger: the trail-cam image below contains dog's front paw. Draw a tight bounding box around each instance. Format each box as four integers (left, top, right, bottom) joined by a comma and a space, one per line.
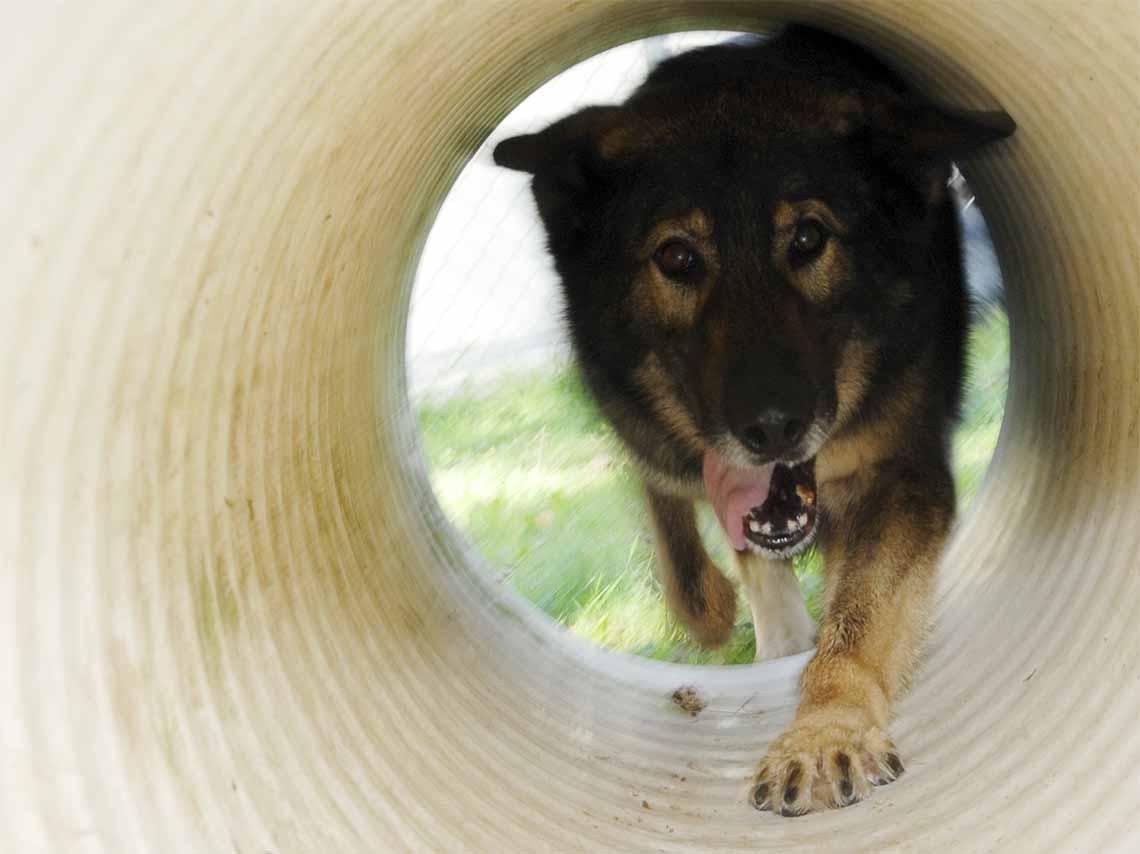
749, 706, 904, 816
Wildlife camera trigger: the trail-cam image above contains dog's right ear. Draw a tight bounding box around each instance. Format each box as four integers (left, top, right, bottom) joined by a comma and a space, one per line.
493, 105, 626, 179
493, 106, 629, 247
492, 133, 545, 172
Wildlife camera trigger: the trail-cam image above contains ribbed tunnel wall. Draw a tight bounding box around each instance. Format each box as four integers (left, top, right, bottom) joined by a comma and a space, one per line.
3, 2, 1138, 851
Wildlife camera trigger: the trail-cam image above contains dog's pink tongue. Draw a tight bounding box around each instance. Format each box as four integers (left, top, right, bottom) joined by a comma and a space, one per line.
702, 450, 775, 551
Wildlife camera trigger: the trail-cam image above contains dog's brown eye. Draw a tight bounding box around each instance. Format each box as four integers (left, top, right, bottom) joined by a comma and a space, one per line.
654, 240, 699, 279
791, 219, 827, 259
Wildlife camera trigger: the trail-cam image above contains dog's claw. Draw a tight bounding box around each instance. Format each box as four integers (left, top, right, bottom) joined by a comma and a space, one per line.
836, 751, 856, 804
782, 761, 802, 807
750, 782, 771, 811
886, 752, 905, 778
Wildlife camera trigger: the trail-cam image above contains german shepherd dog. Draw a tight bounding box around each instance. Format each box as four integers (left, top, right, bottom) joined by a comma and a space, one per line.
494, 25, 1014, 815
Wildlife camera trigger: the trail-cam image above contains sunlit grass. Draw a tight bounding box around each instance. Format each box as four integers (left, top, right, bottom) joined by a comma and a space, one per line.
417, 310, 1008, 664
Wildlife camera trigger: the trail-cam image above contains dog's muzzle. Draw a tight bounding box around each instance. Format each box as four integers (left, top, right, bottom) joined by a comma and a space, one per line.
703, 451, 818, 559
742, 459, 817, 558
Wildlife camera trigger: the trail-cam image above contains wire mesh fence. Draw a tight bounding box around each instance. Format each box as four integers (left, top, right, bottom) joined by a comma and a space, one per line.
406, 32, 1009, 665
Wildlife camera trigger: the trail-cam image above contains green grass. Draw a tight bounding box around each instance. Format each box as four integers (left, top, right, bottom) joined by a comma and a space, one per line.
418, 310, 1009, 665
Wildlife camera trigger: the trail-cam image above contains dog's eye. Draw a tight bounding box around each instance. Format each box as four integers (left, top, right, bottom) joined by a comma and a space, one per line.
654, 240, 700, 279
790, 219, 828, 261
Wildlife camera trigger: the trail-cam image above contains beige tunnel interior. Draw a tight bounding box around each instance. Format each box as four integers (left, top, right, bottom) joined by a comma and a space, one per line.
3, 1, 1139, 851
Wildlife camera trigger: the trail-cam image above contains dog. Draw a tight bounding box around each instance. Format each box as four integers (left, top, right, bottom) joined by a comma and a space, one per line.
494, 25, 1014, 816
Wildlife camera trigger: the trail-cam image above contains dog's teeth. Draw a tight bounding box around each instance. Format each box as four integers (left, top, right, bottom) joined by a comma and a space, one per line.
748, 519, 761, 533
797, 513, 809, 527
761, 522, 773, 535
785, 518, 798, 531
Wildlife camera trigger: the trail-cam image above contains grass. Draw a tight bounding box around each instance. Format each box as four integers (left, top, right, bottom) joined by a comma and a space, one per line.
417, 309, 1009, 665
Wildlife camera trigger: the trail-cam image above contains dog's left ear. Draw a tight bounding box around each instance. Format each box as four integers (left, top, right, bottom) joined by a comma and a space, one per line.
866, 100, 1015, 206
902, 104, 1016, 159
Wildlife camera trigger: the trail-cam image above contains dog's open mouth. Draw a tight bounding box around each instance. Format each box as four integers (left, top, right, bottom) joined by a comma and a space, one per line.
703, 451, 818, 559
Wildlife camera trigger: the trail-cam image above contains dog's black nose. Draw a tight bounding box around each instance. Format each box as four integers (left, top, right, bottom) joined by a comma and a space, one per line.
737, 410, 809, 459
723, 349, 817, 462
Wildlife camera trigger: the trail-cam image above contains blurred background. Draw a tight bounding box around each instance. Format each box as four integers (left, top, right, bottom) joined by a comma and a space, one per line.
406, 32, 1009, 665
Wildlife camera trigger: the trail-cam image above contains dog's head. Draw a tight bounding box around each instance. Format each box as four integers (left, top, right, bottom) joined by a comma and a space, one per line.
494, 28, 1013, 552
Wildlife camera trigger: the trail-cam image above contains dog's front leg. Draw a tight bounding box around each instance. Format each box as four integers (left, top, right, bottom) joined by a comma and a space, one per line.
733, 551, 816, 662
644, 484, 737, 648
750, 461, 953, 815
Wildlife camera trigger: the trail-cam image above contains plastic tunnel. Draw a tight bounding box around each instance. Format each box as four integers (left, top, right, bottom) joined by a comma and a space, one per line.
3, 2, 1138, 851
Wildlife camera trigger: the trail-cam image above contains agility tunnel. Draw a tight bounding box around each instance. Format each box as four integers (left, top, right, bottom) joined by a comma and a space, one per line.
3, 2, 1138, 851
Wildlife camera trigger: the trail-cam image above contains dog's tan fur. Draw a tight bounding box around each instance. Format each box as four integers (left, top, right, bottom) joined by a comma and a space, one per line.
644, 485, 737, 647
